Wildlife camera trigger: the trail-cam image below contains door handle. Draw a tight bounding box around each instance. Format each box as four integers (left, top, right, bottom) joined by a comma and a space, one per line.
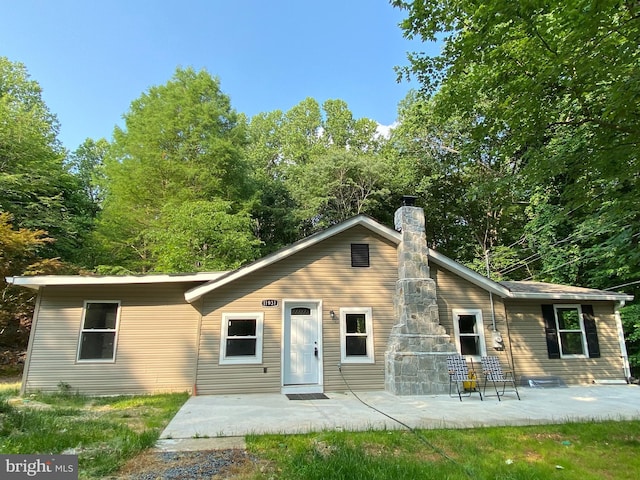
314, 342, 318, 357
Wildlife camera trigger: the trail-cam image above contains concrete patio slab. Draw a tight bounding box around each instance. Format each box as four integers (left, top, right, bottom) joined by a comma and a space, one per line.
155, 437, 246, 452
161, 385, 640, 441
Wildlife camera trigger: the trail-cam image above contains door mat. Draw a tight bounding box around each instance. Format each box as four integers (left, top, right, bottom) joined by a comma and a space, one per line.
286, 393, 329, 400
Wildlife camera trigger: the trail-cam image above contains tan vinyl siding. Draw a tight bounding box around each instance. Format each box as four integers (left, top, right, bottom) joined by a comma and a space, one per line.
505, 300, 625, 384
197, 226, 397, 395
23, 283, 200, 395
430, 264, 512, 369
431, 265, 625, 384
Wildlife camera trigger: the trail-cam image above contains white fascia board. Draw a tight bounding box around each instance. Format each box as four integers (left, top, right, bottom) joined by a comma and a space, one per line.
507, 292, 634, 302
4, 277, 40, 290
183, 214, 631, 304
358, 216, 402, 244
185, 215, 401, 303
425, 251, 634, 302
426, 248, 511, 297
185, 216, 510, 303
6, 272, 228, 290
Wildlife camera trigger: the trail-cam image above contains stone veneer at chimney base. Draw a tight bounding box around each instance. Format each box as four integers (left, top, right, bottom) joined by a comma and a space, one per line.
385, 204, 457, 395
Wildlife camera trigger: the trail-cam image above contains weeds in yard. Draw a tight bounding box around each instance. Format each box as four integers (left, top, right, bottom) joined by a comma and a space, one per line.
2, 380, 639, 480
0, 384, 188, 479
247, 420, 640, 480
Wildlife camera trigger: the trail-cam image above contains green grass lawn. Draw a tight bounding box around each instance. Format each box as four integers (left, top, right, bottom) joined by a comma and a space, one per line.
0, 382, 188, 478
247, 420, 640, 480
2, 380, 639, 480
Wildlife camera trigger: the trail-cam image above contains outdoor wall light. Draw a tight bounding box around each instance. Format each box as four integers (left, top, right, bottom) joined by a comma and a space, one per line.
330, 310, 336, 320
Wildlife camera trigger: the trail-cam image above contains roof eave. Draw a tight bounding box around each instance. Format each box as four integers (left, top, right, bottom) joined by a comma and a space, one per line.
185, 215, 401, 303
507, 292, 634, 302
5, 277, 41, 290
6, 273, 228, 289
426, 249, 511, 297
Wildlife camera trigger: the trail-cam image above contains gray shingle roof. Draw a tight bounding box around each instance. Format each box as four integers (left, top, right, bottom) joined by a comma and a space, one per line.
500, 281, 632, 301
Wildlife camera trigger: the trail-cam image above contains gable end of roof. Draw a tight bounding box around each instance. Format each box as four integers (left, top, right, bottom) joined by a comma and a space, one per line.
184, 215, 401, 303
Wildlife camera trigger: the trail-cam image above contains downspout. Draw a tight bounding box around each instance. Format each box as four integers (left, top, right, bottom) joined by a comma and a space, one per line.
503, 301, 518, 380
489, 292, 497, 331
485, 251, 497, 331
485, 251, 505, 355
20, 287, 44, 396
191, 296, 205, 396
614, 300, 631, 382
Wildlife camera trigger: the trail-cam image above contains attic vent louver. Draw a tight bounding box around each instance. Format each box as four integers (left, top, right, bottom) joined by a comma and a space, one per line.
351, 244, 370, 267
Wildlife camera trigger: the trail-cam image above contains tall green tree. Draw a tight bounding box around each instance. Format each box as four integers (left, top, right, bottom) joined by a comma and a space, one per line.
287, 148, 392, 230
66, 138, 109, 206
322, 99, 383, 153
392, 0, 640, 287
0, 57, 92, 261
97, 67, 256, 272
0, 213, 63, 347
63, 138, 112, 269
245, 109, 300, 254
147, 200, 261, 272
393, 0, 640, 373
247, 98, 392, 243
389, 92, 527, 271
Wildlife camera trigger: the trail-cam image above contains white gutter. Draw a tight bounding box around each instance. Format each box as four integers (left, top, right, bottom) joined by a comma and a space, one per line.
5, 277, 41, 290
5, 272, 228, 290
505, 292, 634, 302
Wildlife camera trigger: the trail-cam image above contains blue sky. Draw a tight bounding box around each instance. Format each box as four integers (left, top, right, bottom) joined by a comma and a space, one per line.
2, 0, 435, 152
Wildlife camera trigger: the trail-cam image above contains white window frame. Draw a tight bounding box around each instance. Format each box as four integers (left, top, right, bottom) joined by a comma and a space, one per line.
219, 312, 264, 365
554, 304, 587, 359
452, 308, 487, 361
340, 307, 374, 364
77, 300, 121, 363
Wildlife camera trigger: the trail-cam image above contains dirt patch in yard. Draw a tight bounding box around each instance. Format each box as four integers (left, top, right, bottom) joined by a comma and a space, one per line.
110, 449, 261, 479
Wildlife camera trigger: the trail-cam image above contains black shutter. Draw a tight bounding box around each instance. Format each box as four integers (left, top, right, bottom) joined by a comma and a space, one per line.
582, 304, 600, 358
542, 304, 561, 359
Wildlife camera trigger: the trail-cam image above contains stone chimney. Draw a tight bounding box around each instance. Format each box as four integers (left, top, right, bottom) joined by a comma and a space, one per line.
385, 197, 456, 395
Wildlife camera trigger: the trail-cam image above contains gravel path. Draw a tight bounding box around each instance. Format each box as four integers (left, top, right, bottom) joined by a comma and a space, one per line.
112, 449, 257, 479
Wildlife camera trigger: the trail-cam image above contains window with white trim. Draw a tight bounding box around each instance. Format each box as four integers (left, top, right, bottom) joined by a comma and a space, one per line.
77, 301, 120, 362
554, 305, 587, 358
219, 312, 264, 364
452, 309, 486, 359
340, 307, 374, 363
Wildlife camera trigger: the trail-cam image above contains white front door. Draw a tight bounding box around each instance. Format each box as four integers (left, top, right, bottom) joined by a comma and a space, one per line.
283, 302, 320, 386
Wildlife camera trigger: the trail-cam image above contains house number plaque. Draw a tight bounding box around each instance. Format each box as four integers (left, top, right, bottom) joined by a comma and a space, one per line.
262, 299, 279, 307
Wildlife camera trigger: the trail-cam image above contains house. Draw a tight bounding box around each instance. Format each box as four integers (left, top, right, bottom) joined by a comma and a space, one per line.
7, 202, 633, 396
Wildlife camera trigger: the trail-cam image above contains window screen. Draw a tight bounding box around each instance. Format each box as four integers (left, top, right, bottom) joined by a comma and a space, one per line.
345, 313, 368, 356
78, 302, 119, 361
453, 309, 486, 358
340, 307, 374, 363
226, 318, 257, 356
220, 313, 264, 364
